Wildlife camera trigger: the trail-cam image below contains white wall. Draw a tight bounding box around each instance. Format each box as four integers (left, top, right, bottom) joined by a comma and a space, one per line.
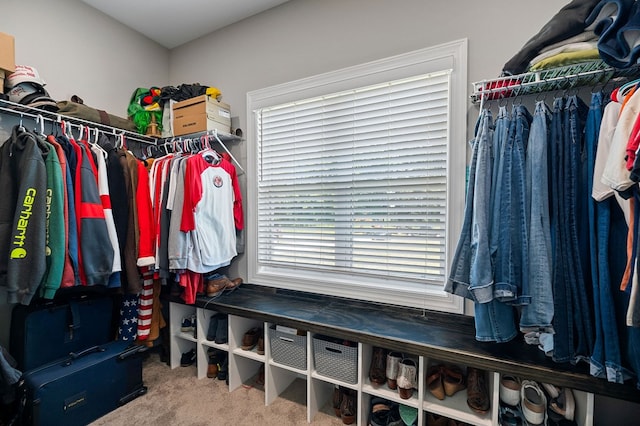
168, 0, 570, 280
0, 0, 169, 350
2, 0, 169, 116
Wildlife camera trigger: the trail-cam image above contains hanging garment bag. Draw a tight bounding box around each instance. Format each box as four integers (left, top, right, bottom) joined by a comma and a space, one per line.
10, 295, 114, 371
19, 340, 147, 426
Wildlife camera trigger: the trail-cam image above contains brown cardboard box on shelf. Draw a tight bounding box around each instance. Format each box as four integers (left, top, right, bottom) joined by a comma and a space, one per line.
0, 32, 16, 93
172, 95, 231, 136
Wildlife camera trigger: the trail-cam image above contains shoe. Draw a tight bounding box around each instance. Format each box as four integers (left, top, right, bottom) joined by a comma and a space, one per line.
398, 404, 418, 426
225, 277, 243, 292
521, 380, 546, 425
214, 314, 228, 344
180, 315, 195, 332
386, 351, 402, 390
206, 314, 219, 341
241, 327, 261, 350
180, 348, 196, 367
216, 352, 228, 381
367, 399, 403, 426
426, 365, 445, 400
205, 277, 228, 298
541, 382, 560, 399
207, 348, 220, 378
397, 358, 417, 400
369, 346, 387, 387
466, 367, 490, 414
332, 386, 343, 417
255, 364, 265, 386
257, 335, 265, 355
549, 387, 575, 421
368, 397, 394, 426
340, 388, 356, 425
499, 403, 525, 426
442, 365, 466, 397
205, 276, 243, 298
500, 375, 522, 406
426, 413, 455, 426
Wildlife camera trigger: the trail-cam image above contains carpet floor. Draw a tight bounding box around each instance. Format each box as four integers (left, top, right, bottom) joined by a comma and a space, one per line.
90, 352, 345, 425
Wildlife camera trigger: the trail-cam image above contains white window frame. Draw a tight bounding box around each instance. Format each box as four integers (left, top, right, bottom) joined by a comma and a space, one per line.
246, 39, 467, 313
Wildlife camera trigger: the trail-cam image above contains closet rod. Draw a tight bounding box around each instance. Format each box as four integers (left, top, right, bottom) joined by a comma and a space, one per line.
210, 131, 245, 175
0, 99, 158, 145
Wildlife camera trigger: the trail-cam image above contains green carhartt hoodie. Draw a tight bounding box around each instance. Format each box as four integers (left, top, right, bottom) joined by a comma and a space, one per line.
40, 142, 65, 299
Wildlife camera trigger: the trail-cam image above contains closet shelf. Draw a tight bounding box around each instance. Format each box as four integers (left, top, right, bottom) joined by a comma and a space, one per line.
0, 98, 158, 145
470, 60, 640, 104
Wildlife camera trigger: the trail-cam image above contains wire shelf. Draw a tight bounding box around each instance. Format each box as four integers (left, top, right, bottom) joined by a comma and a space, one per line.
470, 60, 640, 104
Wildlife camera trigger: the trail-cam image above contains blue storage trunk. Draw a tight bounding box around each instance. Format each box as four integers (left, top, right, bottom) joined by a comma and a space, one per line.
20, 340, 147, 426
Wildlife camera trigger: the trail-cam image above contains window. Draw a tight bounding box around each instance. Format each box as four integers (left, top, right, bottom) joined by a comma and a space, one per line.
247, 40, 467, 312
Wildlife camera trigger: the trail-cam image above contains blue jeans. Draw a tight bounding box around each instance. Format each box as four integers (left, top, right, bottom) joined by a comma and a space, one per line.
520, 101, 554, 332
550, 96, 572, 363
446, 111, 484, 300
493, 105, 532, 306
469, 109, 497, 303
552, 95, 594, 363
446, 108, 517, 342
475, 108, 517, 342
566, 95, 595, 362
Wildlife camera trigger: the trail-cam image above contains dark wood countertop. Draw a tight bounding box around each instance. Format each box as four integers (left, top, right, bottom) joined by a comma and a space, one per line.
171, 284, 640, 403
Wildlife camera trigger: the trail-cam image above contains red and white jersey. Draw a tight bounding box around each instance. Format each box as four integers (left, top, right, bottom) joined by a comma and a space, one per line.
181, 153, 237, 272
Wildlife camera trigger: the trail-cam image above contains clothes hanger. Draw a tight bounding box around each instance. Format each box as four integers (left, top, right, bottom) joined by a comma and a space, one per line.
90, 128, 108, 159
616, 77, 640, 101
35, 114, 46, 137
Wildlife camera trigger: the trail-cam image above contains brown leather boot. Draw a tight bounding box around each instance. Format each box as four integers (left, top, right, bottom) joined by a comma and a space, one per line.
368, 346, 387, 387
466, 367, 490, 414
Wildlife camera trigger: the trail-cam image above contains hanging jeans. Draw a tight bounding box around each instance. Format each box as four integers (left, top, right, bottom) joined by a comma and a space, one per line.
493, 104, 532, 306
550, 97, 572, 363
446, 110, 485, 300
446, 109, 517, 342
552, 95, 594, 363
586, 91, 629, 383
475, 108, 517, 342
521, 101, 554, 333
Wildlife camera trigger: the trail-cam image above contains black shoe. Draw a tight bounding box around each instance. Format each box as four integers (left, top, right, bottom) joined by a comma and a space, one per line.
180, 348, 196, 367
217, 352, 228, 381
214, 314, 229, 344
206, 314, 219, 341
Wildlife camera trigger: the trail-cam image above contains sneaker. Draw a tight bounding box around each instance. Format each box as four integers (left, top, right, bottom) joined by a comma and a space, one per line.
180, 315, 195, 333
180, 348, 196, 367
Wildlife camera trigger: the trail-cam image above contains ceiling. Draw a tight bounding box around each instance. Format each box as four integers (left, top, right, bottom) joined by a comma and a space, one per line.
81, 0, 290, 49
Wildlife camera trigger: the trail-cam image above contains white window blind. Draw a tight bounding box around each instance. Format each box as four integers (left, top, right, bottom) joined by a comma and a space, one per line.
256, 72, 450, 283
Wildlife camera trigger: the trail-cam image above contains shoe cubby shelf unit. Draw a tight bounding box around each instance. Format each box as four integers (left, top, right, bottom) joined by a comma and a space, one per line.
168, 294, 598, 426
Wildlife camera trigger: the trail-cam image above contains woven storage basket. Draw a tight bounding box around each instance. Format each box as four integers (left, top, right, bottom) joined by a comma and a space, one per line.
312, 335, 358, 384
269, 326, 307, 370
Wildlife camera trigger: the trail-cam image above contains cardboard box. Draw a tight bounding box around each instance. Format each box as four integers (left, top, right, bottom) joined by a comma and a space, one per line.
172, 95, 231, 136
0, 32, 16, 75
173, 113, 231, 137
